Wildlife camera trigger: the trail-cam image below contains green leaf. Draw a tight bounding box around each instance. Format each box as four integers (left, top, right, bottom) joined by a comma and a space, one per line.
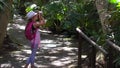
109, 0, 120, 4
109, 0, 117, 3
25, 4, 37, 12
26, 6, 32, 12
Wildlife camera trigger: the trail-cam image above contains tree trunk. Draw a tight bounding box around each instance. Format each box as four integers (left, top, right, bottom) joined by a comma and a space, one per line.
95, 0, 109, 34
0, 0, 12, 47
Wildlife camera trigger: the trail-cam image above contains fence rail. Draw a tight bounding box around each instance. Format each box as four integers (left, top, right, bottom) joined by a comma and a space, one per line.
76, 28, 120, 68
76, 28, 108, 55
106, 39, 120, 52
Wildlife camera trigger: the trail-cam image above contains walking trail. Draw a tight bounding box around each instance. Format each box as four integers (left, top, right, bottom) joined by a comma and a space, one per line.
0, 15, 78, 68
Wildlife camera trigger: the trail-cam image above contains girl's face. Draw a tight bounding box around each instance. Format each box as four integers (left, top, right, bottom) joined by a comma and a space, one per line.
32, 14, 38, 21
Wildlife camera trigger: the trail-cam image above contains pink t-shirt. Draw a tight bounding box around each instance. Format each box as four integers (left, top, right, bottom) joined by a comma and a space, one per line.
30, 28, 41, 48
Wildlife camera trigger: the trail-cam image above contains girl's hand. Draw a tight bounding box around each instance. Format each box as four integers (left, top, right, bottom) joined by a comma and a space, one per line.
40, 20, 45, 25
37, 11, 42, 14
37, 11, 43, 20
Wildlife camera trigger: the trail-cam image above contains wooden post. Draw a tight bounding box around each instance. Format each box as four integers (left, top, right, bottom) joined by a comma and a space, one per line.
106, 41, 114, 68
78, 35, 83, 68
88, 45, 96, 68
91, 46, 96, 68
104, 53, 108, 68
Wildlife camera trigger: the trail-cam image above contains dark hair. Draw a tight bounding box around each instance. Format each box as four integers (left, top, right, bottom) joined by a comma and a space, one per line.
28, 19, 32, 22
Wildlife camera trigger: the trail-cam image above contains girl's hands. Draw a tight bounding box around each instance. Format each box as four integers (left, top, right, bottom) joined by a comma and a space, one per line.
37, 11, 43, 20
33, 11, 45, 28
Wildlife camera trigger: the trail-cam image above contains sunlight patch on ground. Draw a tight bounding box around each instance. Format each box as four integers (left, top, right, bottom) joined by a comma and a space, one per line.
62, 47, 77, 51
51, 57, 75, 66
7, 23, 25, 30
41, 39, 63, 48
22, 50, 31, 54
18, 25, 25, 30
64, 41, 72, 45
68, 53, 76, 56
44, 56, 58, 61
63, 38, 72, 41
51, 61, 63, 66
15, 18, 25, 23
7, 23, 12, 31
24, 45, 31, 48
61, 57, 71, 61
12, 54, 25, 57
49, 50, 60, 54
41, 40, 56, 44
44, 56, 57, 59
0, 63, 12, 68
82, 55, 87, 58
12, 24, 25, 30
11, 51, 22, 54
43, 44, 61, 48
57, 37, 72, 41
11, 51, 28, 61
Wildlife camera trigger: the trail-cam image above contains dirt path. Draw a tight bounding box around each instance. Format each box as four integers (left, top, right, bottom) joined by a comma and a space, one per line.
0, 15, 78, 68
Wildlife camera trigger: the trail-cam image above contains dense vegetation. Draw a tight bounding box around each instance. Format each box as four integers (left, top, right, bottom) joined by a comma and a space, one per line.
1, 0, 120, 67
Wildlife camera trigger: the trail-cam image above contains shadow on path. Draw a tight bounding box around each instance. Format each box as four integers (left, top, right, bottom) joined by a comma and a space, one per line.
0, 15, 78, 68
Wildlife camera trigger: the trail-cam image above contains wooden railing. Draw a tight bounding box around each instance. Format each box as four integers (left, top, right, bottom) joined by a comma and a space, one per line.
106, 39, 120, 68
76, 28, 120, 68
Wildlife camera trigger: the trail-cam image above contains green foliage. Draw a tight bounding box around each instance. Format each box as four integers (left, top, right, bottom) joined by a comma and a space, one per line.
109, 0, 120, 4
24, 0, 104, 43
23, 0, 103, 44
109, 0, 118, 3
0, 0, 9, 12
108, 0, 120, 10
25, 4, 38, 13
42, 1, 66, 33
108, 2, 120, 67
109, 9, 120, 45
40, 0, 103, 42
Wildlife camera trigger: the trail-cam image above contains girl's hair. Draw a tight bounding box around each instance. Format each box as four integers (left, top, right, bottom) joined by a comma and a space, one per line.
28, 19, 32, 22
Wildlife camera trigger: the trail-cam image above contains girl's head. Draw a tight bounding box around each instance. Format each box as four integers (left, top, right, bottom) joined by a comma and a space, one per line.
26, 11, 38, 22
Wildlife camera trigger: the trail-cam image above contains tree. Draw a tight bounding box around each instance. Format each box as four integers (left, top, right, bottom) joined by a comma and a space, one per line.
95, 0, 109, 34
0, 0, 13, 47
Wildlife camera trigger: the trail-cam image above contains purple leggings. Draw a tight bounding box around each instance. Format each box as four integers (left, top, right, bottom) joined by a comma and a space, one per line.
26, 44, 38, 65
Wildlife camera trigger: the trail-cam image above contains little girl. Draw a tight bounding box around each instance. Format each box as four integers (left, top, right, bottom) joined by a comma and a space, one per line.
25, 11, 45, 68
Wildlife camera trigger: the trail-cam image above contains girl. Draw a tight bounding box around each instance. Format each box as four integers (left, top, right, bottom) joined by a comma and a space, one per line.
25, 11, 45, 68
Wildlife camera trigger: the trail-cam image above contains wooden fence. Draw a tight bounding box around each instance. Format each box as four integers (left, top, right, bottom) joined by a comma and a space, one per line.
76, 28, 120, 68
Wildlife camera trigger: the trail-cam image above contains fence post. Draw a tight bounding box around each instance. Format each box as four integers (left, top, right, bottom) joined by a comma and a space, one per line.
78, 35, 83, 68
88, 46, 96, 68
91, 46, 96, 68
107, 43, 114, 68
